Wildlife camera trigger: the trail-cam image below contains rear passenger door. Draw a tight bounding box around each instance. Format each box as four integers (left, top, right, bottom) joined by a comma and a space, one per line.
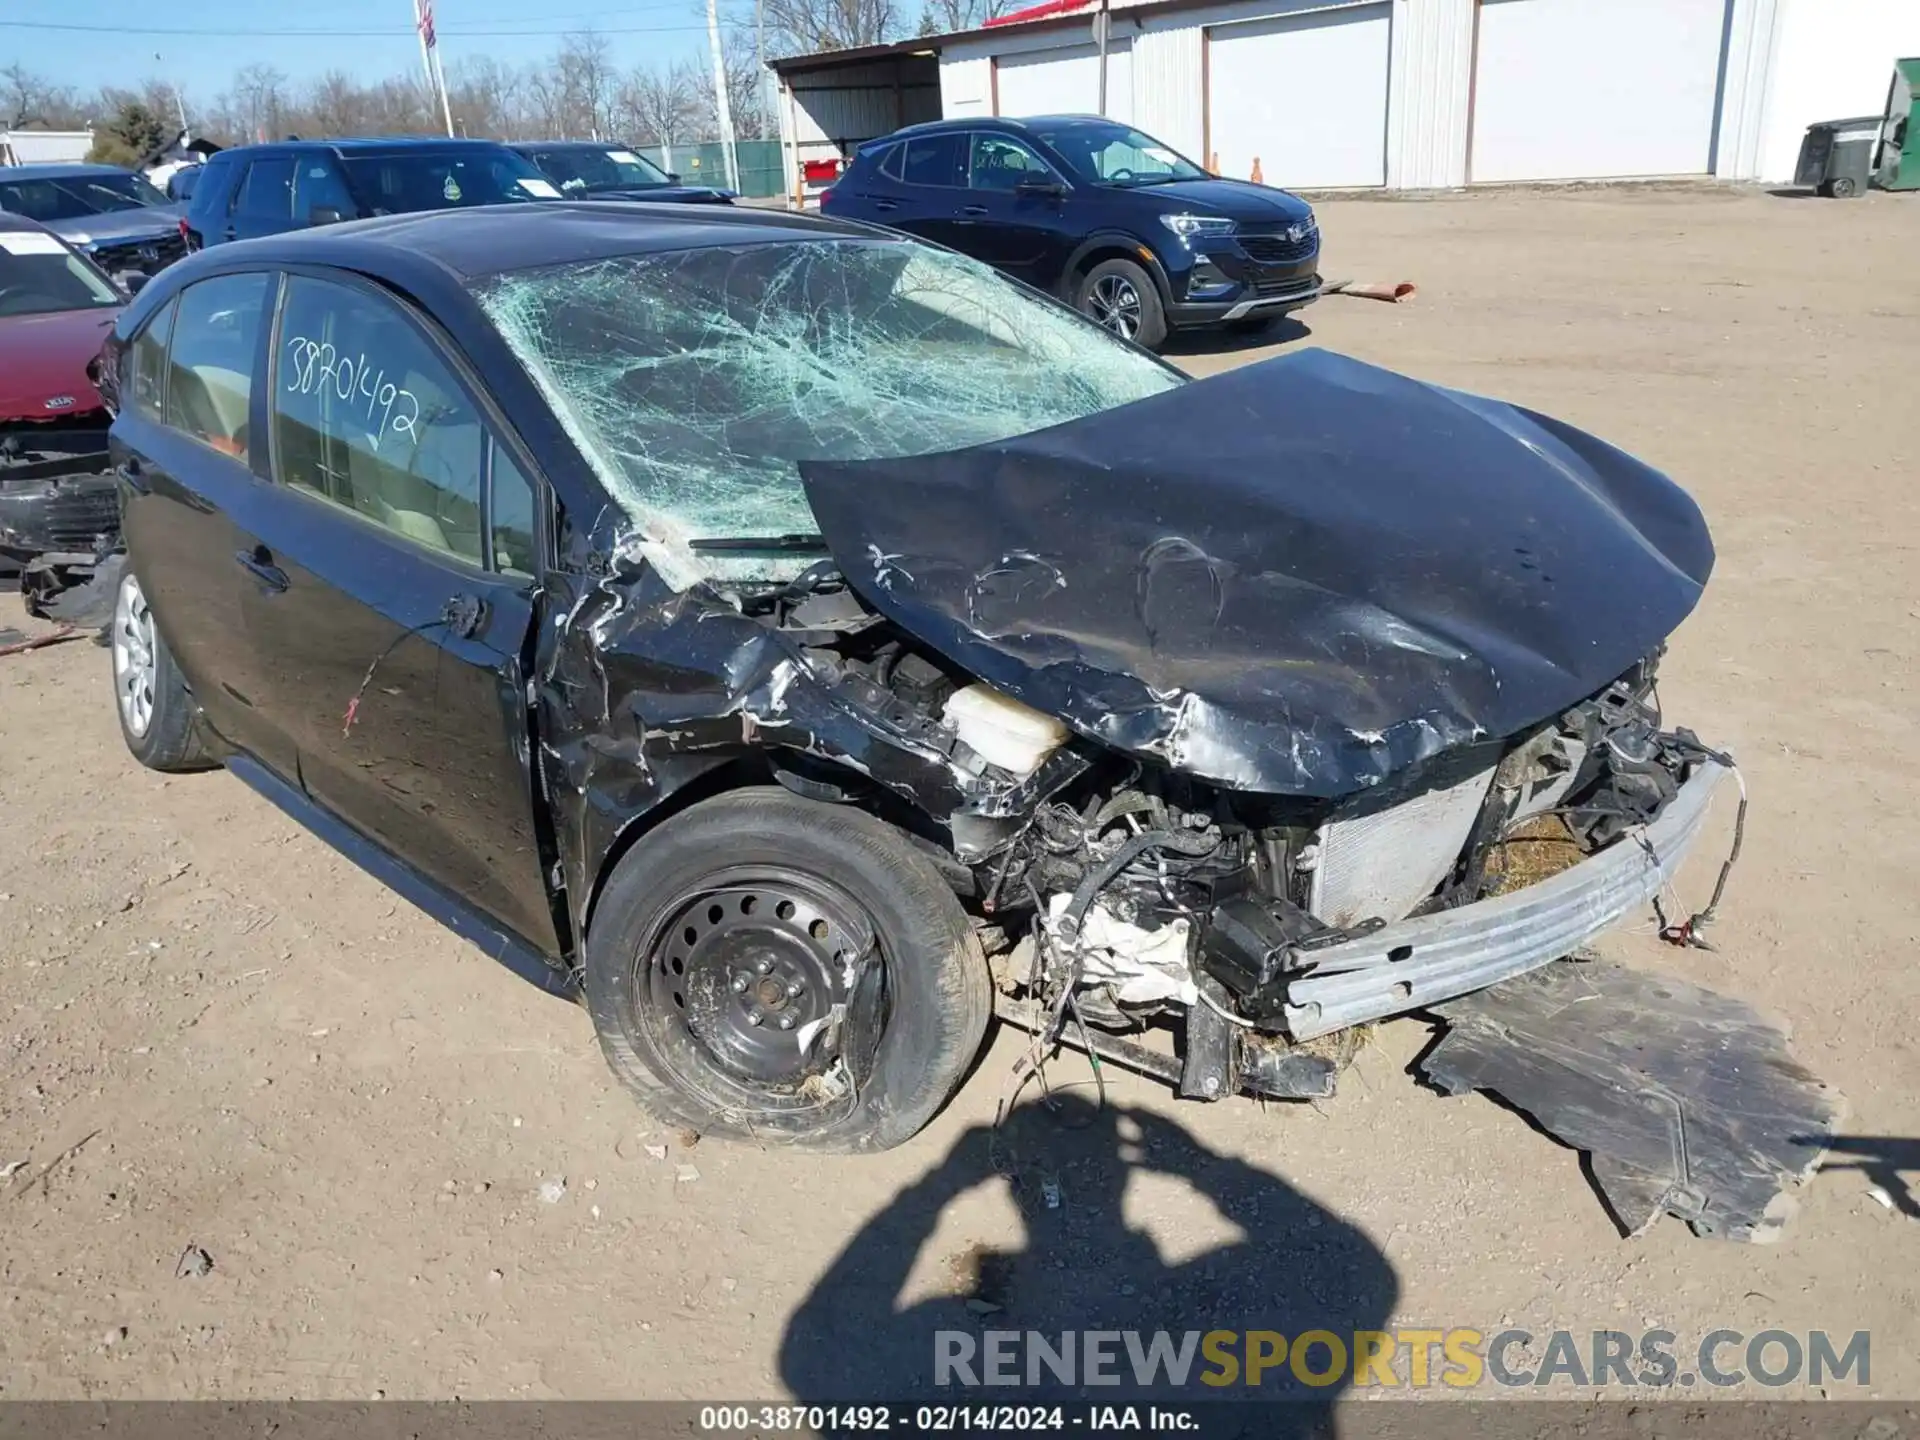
877, 133, 968, 248
239, 269, 559, 953
230, 156, 297, 241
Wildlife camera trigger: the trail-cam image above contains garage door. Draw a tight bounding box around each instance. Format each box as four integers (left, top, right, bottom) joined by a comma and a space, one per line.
995, 41, 1134, 123
1207, 3, 1391, 189
1470, 0, 1730, 182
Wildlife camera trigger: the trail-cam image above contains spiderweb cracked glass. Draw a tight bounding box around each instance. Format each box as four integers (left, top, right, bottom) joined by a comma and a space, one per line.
475, 238, 1180, 589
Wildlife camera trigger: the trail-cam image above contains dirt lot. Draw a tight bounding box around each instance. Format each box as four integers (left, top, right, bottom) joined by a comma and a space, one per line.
3, 184, 1918, 1405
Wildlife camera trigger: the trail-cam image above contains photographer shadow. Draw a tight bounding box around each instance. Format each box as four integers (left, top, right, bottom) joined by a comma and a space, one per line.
779, 1091, 1398, 1437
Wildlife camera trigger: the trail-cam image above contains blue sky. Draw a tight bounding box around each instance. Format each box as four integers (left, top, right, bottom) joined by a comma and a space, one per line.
5, 0, 725, 108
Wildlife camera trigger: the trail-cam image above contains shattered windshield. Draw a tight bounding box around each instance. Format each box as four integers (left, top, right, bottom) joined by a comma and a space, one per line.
473, 237, 1183, 588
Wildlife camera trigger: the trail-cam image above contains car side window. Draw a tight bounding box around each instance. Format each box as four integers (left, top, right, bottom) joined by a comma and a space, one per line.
272, 273, 489, 568
901, 134, 965, 188
165, 273, 270, 461
236, 158, 295, 223
968, 134, 1054, 192
291, 157, 356, 223
127, 298, 176, 424
489, 444, 539, 577
877, 143, 904, 182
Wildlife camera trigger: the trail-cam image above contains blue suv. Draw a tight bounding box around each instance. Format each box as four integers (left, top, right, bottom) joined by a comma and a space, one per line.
822, 115, 1319, 350
183, 138, 560, 250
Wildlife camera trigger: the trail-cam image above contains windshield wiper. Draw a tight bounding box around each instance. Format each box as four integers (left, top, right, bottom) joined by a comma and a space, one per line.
688, 533, 832, 553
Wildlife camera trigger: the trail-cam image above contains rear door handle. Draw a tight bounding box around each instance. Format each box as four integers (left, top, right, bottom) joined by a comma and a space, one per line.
961, 204, 989, 216
115, 457, 149, 494
234, 544, 289, 593
871, 199, 899, 212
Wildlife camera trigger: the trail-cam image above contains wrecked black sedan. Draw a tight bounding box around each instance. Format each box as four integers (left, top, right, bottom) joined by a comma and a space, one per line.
96, 202, 1771, 1167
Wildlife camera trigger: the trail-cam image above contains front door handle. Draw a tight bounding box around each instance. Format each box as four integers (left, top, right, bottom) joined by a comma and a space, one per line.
961, 204, 989, 216
234, 544, 289, 593
115, 457, 149, 494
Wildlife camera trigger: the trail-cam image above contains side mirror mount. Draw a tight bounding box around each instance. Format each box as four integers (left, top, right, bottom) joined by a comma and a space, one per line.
112, 269, 150, 296
1016, 177, 1065, 199
308, 205, 345, 226
665, 172, 682, 183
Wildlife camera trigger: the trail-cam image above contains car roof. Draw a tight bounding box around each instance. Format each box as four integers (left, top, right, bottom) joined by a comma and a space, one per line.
212, 138, 524, 158
0, 163, 140, 181
508, 140, 634, 150
174, 199, 892, 281
872, 114, 1111, 143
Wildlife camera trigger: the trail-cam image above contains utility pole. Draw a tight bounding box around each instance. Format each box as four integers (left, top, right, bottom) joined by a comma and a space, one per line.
1094, 0, 1110, 117
706, 0, 741, 192
756, 0, 777, 145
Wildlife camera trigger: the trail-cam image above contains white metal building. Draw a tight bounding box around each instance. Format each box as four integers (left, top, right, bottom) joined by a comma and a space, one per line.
0, 129, 95, 167
772, 0, 1920, 196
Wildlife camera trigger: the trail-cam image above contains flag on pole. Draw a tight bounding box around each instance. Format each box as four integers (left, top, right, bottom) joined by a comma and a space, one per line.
415, 0, 437, 50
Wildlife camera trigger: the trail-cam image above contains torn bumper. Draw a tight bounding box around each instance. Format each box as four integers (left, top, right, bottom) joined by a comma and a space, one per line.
1281, 760, 1728, 1040
0, 470, 119, 560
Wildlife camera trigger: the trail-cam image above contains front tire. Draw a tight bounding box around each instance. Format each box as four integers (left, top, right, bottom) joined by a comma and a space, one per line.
1077, 257, 1168, 351
584, 788, 991, 1152
111, 568, 213, 772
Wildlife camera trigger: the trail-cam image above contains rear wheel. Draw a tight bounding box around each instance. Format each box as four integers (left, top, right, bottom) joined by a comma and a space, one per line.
584, 788, 990, 1151
1077, 258, 1167, 351
111, 569, 213, 772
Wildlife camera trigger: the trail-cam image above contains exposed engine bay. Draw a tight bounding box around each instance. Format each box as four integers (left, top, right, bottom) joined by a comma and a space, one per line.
725, 568, 1740, 1105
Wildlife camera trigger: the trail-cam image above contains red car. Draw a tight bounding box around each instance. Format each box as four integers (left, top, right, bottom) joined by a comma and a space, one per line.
0, 213, 129, 619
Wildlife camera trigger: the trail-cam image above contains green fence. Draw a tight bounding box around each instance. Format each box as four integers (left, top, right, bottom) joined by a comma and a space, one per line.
640, 139, 784, 198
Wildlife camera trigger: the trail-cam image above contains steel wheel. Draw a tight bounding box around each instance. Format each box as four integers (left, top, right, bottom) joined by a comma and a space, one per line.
112, 571, 157, 739
639, 866, 886, 1101
1088, 273, 1143, 339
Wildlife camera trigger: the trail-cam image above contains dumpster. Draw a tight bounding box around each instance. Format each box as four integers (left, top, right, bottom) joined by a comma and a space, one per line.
1877, 57, 1919, 191
1794, 114, 1886, 197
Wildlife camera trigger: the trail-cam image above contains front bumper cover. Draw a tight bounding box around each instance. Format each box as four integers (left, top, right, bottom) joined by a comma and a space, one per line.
1281, 760, 1728, 1039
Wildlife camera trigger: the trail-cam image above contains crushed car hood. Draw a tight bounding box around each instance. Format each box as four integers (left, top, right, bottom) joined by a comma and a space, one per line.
799, 348, 1714, 799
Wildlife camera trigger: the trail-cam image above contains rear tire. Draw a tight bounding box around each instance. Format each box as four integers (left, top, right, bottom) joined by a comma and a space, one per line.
111, 568, 213, 773
584, 788, 991, 1152
1077, 258, 1168, 351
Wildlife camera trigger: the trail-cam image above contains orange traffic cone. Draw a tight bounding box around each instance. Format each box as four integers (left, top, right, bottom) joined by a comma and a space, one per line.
1250, 155, 1263, 184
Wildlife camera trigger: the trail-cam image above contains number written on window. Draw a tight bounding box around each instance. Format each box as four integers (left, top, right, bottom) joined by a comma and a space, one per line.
281, 334, 421, 452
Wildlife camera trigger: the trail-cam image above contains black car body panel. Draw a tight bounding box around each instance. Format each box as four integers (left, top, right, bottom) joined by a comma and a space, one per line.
799, 347, 1714, 799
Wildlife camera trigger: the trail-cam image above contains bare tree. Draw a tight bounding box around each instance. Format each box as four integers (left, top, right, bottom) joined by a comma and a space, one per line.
620, 62, 704, 146
916, 0, 1015, 34
762, 0, 899, 56
714, 34, 771, 141
445, 54, 526, 139
553, 31, 618, 139
224, 62, 289, 142
27, 35, 800, 156
3, 63, 84, 130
